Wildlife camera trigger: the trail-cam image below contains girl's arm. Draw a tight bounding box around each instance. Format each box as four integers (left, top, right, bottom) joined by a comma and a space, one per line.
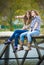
15, 15, 24, 19
33, 22, 38, 31
22, 24, 30, 30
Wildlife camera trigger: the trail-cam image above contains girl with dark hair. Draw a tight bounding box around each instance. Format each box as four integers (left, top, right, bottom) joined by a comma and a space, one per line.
4, 10, 31, 52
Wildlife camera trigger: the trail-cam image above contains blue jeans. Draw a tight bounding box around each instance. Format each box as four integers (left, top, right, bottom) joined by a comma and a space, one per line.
20, 30, 40, 43
8, 29, 28, 47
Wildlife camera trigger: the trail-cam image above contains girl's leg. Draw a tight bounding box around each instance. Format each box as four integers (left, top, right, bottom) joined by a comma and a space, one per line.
25, 30, 40, 50
4, 30, 19, 44
14, 33, 19, 47
14, 30, 28, 47
9, 30, 25, 41
13, 30, 28, 52
18, 32, 28, 50
4, 29, 28, 45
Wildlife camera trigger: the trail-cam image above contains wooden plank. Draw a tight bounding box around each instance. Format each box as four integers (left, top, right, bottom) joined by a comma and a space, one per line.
33, 39, 44, 65
24, 44, 44, 50
31, 45, 44, 50
32, 35, 44, 38
0, 57, 39, 59
20, 50, 29, 65
0, 44, 9, 58
36, 39, 44, 45
0, 31, 13, 39
34, 39, 42, 59
0, 35, 44, 39
0, 33, 44, 39
0, 37, 9, 40
36, 55, 44, 65
4, 45, 10, 65
0, 32, 13, 36
11, 42, 20, 65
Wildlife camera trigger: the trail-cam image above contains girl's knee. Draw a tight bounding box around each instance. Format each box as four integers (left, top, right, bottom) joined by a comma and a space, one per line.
15, 30, 18, 33
20, 34, 24, 42
13, 30, 19, 35
15, 33, 19, 38
27, 32, 31, 37
20, 34, 24, 39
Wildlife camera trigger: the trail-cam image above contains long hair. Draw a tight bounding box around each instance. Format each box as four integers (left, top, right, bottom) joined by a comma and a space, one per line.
31, 10, 39, 16
23, 10, 31, 25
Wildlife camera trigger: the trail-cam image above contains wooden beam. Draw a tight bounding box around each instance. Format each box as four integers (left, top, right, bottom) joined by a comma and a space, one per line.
0, 57, 39, 59
11, 43, 20, 65
36, 55, 44, 65
4, 45, 10, 65
31, 45, 44, 50
20, 50, 29, 65
23, 44, 44, 50
34, 39, 42, 59
0, 44, 9, 58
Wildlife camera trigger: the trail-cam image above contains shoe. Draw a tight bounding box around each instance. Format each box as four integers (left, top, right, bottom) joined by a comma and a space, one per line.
25, 43, 31, 51
25, 47, 31, 51
18, 46, 24, 51
4, 40, 11, 45
13, 46, 18, 53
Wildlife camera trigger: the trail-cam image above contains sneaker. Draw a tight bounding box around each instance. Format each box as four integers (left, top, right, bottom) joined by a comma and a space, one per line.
13, 46, 18, 53
4, 40, 11, 45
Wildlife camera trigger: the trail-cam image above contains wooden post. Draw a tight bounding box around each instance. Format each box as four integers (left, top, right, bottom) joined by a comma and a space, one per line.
36, 55, 44, 65
20, 50, 29, 65
11, 43, 20, 65
33, 39, 42, 65
34, 39, 42, 59
0, 44, 9, 58
4, 45, 10, 65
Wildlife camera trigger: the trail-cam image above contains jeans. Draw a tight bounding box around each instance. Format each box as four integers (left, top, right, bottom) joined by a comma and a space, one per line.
20, 30, 40, 43
8, 29, 28, 47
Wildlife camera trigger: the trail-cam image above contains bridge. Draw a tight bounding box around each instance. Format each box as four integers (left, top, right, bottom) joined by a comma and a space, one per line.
0, 31, 44, 65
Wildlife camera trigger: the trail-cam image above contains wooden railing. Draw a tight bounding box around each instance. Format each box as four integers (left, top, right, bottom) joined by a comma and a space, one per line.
0, 32, 44, 65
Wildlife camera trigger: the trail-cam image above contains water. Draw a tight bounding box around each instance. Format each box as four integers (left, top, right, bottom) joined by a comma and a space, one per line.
0, 43, 44, 65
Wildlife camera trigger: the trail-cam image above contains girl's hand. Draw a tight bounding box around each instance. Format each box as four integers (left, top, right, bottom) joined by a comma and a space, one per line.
22, 26, 27, 30
15, 16, 19, 18
15, 15, 24, 19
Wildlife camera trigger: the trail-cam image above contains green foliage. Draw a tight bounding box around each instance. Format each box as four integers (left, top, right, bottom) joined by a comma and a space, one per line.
0, 0, 44, 16
0, 0, 44, 31
41, 25, 44, 28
